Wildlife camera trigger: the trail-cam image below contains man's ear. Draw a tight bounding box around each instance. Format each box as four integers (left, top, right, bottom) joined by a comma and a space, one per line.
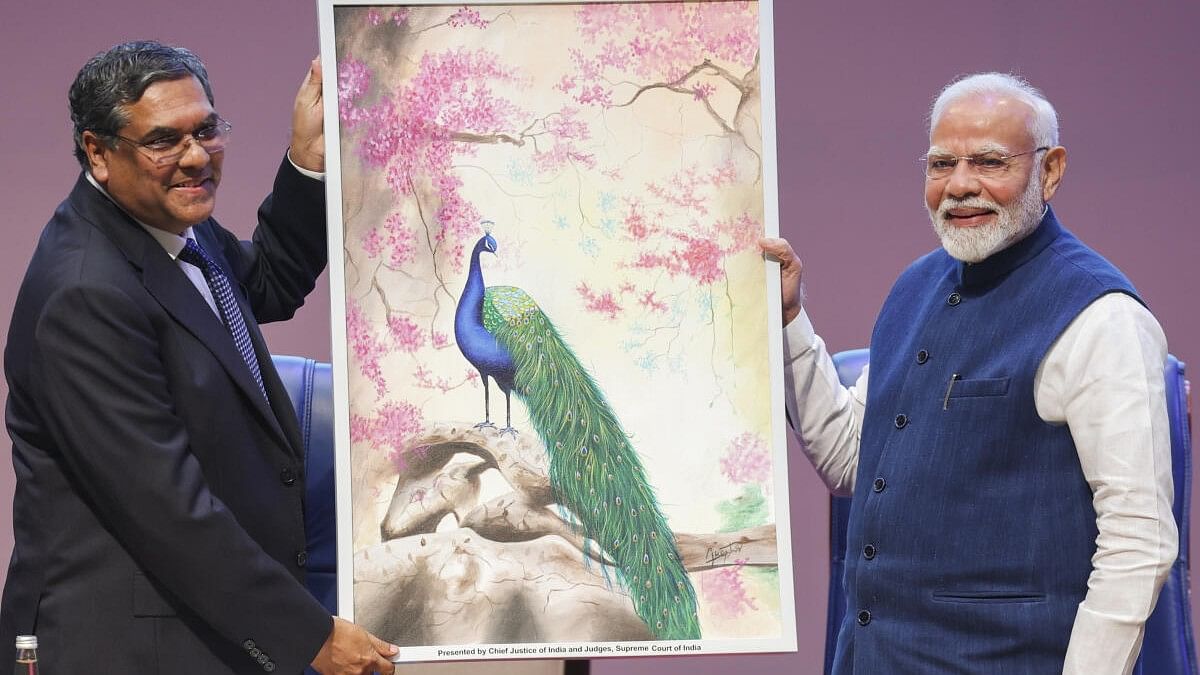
80, 130, 113, 184
1041, 146, 1066, 202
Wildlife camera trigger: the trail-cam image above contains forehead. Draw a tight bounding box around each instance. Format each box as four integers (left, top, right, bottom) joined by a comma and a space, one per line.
929, 94, 1035, 152
119, 75, 213, 133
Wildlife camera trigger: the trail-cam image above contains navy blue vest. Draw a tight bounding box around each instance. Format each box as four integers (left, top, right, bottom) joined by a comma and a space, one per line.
833, 209, 1139, 674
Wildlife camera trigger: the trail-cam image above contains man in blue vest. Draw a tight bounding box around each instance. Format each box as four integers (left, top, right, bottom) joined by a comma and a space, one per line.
762, 73, 1176, 673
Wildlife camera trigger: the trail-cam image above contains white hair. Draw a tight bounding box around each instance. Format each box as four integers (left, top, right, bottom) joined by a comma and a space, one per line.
930, 73, 1059, 148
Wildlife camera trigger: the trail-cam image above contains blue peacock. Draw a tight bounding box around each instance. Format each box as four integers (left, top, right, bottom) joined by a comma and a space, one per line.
454, 228, 701, 640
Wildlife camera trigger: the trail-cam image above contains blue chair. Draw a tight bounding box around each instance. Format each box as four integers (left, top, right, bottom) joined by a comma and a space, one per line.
271, 355, 337, 615
824, 349, 1197, 674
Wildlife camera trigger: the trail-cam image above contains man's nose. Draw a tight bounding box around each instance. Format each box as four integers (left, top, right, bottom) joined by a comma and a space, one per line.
176, 137, 211, 168
944, 160, 981, 198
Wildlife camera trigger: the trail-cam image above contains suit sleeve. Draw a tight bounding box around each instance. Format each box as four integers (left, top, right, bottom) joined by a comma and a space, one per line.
212, 154, 329, 324
29, 279, 332, 674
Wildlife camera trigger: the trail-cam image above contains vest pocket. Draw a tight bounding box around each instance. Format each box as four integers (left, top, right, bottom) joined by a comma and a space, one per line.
931, 589, 1045, 604
944, 376, 1010, 399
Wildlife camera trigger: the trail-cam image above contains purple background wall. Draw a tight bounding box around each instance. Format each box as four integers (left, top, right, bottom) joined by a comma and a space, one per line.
1, 1, 1196, 672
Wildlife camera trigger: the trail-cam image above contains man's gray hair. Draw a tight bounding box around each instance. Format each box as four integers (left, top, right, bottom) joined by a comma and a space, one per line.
930, 72, 1059, 148
68, 40, 214, 169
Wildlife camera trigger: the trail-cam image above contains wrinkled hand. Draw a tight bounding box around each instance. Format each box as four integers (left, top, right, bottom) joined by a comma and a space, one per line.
289, 56, 325, 173
758, 237, 804, 326
310, 617, 398, 674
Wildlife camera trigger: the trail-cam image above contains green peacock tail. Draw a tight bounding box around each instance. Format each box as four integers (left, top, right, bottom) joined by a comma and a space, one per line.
483, 286, 701, 640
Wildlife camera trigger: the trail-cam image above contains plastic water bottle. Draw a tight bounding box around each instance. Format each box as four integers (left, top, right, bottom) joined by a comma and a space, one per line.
13, 635, 38, 675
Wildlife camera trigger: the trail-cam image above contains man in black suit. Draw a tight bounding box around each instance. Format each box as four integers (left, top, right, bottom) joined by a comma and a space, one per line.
0, 41, 396, 674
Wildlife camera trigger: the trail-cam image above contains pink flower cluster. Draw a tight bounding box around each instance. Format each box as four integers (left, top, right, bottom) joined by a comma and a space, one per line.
623, 160, 760, 286
386, 315, 426, 353
720, 432, 772, 486
639, 291, 668, 313
349, 400, 426, 471
577, 282, 623, 320
337, 57, 371, 128
447, 6, 487, 28
647, 166, 711, 216
701, 563, 757, 619
346, 300, 391, 397
571, 2, 758, 106
414, 365, 479, 393
345, 48, 524, 272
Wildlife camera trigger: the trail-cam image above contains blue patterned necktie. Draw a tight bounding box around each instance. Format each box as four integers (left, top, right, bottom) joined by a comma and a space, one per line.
177, 239, 268, 401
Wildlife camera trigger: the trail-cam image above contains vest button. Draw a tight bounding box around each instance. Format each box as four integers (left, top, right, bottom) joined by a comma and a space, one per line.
947, 292, 962, 306
280, 468, 296, 486
857, 609, 872, 626
916, 349, 929, 364
873, 477, 886, 492
296, 551, 308, 568
894, 413, 908, 429
863, 544, 876, 560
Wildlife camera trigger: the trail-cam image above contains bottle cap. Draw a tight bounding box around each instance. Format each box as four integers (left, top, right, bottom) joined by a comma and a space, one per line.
14, 635, 36, 649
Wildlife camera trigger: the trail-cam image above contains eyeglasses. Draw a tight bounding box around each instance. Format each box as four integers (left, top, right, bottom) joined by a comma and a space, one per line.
920, 146, 1048, 179
102, 117, 233, 167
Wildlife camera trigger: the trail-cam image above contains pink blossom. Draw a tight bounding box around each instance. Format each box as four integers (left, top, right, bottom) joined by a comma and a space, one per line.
577, 282, 623, 320
702, 564, 757, 619
361, 227, 383, 259
715, 212, 761, 253
640, 291, 668, 313
366, 9, 382, 26
391, 8, 410, 25
386, 315, 426, 353
571, 2, 757, 110
337, 57, 372, 128
447, 6, 487, 29
720, 433, 771, 485
346, 300, 390, 397
431, 330, 450, 349
678, 235, 724, 284
692, 82, 716, 101
350, 401, 425, 471
382, 213, 417, 267
414, 365, 478, 393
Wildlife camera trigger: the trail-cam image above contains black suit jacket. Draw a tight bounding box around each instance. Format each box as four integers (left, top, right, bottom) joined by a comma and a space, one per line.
0, 157, 332, 674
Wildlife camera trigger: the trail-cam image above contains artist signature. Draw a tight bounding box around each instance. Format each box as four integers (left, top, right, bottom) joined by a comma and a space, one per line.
705, 541, 744, 566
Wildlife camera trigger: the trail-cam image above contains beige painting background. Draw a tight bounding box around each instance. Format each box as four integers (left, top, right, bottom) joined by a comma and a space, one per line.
330, 2, 781, 647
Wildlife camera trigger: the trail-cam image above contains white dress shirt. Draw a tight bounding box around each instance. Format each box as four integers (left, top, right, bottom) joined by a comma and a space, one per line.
784, 292, 1177, 675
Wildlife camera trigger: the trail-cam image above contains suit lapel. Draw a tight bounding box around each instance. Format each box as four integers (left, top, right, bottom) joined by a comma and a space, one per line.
67, 175, 296, 456
192, 228, 307, 461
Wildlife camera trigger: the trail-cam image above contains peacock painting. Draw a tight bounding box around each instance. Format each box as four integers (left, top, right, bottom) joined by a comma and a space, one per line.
454, 227, 702, 641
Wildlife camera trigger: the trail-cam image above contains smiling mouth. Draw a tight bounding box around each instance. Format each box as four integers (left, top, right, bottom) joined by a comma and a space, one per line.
943, 208, 996, 225
169, 177, 212, 190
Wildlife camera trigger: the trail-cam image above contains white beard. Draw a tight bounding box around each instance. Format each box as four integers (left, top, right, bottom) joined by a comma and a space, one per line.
929, 170, 1046, 263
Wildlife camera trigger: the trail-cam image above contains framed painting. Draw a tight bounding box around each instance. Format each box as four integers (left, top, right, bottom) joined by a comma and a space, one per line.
318, 0, 792, 662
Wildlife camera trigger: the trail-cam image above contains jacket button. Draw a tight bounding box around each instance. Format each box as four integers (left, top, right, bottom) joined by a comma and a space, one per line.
280, 468, 296, 486
242, 639, 256, 651
894, 413, 908, 429
916, 349, 929, 364
863, 544, 876, 560
873, 477, 886, 493
257, 653, 270, 665
249, 647, 262, 659
947, 292, 961, 306
857, 610, 872, 626
264, 663, 276, 673
296, 551, 308, 568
